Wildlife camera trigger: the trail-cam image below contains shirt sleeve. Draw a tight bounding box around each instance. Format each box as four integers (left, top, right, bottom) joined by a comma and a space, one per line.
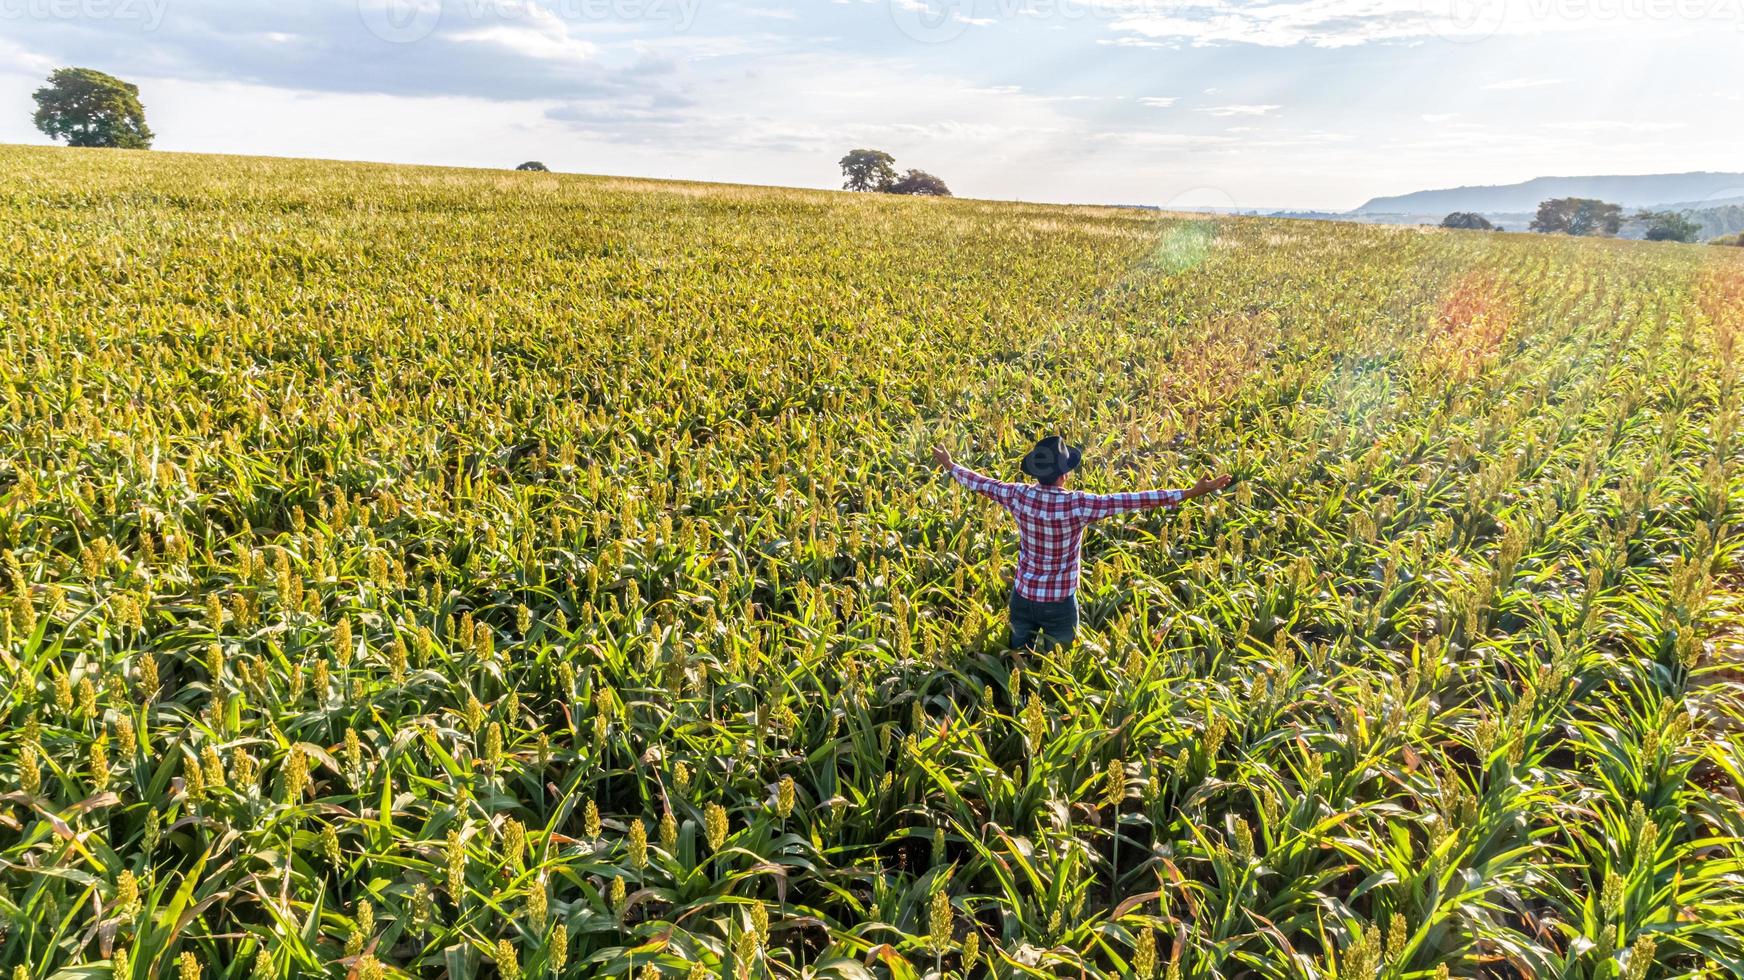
1073, 488, 1185, 521
948, 463, 1018, 506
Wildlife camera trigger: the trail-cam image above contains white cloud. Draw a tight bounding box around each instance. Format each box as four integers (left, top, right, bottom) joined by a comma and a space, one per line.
447, 25, 601, 61
890, 0, 992, 25
1421, 112, 1459, 123
1482, 77, 1565, 90
1109, 0, 1448, 48
1197, 104, 1281, 117
1139, 96, 1178, 107
1250, 130, 1352, 146
1095, 36, 1170, 47
729, 4, 799, 19
0, 39, 55, 75
1094, 131, 1238, 148
1547, 120, 1688, 132
1105, 0, 1738, 48
543, 50, 1084, 165
0, 0, 713, 102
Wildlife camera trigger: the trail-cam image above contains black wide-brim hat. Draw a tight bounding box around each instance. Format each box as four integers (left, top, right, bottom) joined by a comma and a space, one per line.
1021, 435, 1082, 481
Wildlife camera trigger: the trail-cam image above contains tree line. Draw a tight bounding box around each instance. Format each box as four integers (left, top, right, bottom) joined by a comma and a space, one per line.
838, 149, 952, 197
1442, 198, 1712, 243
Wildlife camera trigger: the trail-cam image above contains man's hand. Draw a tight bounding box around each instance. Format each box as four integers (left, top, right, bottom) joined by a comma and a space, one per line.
1187, 474, 1233, 498
932, 445, 953, 468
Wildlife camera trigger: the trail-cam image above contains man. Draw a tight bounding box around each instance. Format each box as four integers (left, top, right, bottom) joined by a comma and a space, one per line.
934, 436, 1231, 650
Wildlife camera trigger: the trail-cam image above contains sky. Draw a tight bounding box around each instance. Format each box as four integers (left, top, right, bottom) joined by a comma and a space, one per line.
1, 0, 1740, 209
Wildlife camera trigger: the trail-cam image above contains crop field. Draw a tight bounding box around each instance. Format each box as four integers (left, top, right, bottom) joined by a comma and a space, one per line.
3, 144, 1744, 979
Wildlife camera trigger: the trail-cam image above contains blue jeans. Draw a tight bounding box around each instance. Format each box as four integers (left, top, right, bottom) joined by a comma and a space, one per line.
1009, 591, 1079, 650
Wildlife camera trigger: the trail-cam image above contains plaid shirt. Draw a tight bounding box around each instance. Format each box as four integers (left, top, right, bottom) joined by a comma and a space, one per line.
949, 463, 1185, 602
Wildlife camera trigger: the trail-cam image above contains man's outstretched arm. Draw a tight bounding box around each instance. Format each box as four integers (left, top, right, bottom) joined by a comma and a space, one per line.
933, 445, 1018, 504
1076, 474, 1232, 520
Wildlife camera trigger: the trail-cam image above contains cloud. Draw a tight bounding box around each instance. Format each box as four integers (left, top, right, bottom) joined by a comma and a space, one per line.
0, 38, 57, 75
1481, 77, 1565, 90
1421, 112, 1459, 123
446, 24, 601, 61
1249, 130, 1351, 146
1197, 104, 1281, 117
0, 0, 716, 102
1102, 0, 1738, 47
727, 3, 799, 19
1108, 0, 1463, 48
1546, 120, 1688, 132
539, 50, 1081, 161
1095, 36, 1171, 47
1139, 96, 1178, 107
890, 0, 992, 26
1093, 131, 1238, 148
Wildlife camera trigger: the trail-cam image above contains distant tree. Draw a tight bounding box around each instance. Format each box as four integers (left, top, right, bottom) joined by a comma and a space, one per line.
32, 67, 153, 149
1441, 212, 1494, 230
886, 169, 952, 197
1637, 210, 1700, 243
515, 161, 549, 172
1530, 197, 1622, 237
839, 149, 897, 192
1713, 233, 1744, 247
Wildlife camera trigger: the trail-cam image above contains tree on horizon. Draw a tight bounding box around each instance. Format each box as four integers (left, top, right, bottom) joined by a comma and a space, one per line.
887, 169, 952, 197
839, 149, 898, 192
1637, 210, 1700, 243
32, 68, 153, 149
1530, 197, 1622, 237
1441, 212, 1495, 230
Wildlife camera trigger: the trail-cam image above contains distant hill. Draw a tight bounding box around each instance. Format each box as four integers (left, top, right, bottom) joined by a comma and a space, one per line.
1355, 172, 1744, 215
1656, 194, 1744, 211
1680, 203, 1744, 240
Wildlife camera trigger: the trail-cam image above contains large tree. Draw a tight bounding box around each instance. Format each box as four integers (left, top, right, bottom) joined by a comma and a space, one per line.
839, 149, 897, 192
1637, 210, 1700, 243
1530, 197, 1622, 237
886, 169, 952, 197
32, 68, 153, 149
1440, 212, 1495, 230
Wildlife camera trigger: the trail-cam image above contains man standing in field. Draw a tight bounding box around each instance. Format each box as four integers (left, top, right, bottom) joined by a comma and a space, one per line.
934, 436, 1231, 650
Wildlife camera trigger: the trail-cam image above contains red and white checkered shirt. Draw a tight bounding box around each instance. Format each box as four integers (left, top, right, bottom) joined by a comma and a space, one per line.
949, 463, 1185, 602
